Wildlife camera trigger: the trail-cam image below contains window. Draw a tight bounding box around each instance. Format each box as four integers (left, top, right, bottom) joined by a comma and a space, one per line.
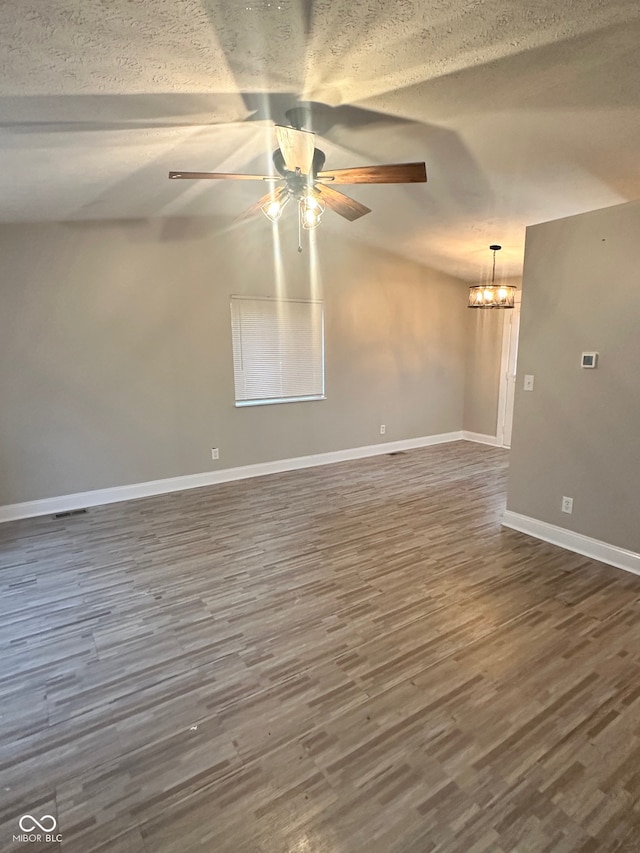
230, 296, 325, 407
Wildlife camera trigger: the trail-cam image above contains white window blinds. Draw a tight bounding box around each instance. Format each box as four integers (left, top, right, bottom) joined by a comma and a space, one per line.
230, 296, 325, 406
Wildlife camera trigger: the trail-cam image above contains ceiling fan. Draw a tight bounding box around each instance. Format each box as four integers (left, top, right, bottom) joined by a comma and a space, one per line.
168, 107, 427, 245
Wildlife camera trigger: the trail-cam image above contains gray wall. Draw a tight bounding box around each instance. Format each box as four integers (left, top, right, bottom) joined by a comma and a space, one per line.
0, 218, 469, 505
507, 199, 640, 553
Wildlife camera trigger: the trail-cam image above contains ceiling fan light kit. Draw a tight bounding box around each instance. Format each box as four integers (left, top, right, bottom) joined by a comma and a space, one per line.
300, 193, 325, 229
168, 107, 427, 249
468, 245, 516, 308
261, 194, 289, 222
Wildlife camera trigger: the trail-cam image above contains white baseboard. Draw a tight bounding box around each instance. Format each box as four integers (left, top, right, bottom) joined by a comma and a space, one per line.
0, 431, 464, 523
502, 510, 640, 576
462, 431, 502, 447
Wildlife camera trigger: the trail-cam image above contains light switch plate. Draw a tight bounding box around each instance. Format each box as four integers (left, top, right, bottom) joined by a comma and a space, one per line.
523, 374, 535, 391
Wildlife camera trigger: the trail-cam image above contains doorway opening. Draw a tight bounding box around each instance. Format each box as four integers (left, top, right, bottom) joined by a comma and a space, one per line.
496, 291, 522, 448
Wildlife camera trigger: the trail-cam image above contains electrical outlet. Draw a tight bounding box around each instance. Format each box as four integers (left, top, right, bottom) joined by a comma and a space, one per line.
561, 496, 573, 514
211, 448, 219, 460
379, 424, 386, 435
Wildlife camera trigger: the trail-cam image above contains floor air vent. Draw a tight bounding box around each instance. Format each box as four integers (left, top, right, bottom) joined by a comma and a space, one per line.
54, 508, 88, 519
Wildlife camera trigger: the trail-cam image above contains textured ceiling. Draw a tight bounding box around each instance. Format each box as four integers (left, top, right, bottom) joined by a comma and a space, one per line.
1, 0, 640, 279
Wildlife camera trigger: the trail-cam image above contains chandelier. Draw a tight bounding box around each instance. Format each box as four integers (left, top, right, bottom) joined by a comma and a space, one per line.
468, 244, 516, 308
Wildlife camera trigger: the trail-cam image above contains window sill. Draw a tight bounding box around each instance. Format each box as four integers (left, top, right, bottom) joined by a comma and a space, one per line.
235, 395, 326, 408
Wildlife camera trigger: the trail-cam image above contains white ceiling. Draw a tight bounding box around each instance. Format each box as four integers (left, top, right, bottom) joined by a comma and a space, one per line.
1, 0, 639, 279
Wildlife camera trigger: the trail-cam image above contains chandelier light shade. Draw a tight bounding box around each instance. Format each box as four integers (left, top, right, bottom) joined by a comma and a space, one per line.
468, 244, 516, 308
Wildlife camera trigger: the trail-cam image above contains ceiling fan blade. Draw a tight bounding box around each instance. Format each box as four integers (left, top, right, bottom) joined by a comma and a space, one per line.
169, 171, 278, 181
275, 125, 315, 174
316, 162, 427, 184
235, 186, 288, 222
313, 184, 371, 222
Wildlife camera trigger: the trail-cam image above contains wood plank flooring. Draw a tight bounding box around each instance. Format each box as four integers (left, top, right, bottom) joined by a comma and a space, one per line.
2, 442, 640, 852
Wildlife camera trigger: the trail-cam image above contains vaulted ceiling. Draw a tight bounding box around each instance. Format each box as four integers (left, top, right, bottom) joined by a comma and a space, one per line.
1, 0, 639, 279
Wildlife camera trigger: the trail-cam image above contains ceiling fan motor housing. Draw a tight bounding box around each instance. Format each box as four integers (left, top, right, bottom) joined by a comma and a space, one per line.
272, 147, 326, 179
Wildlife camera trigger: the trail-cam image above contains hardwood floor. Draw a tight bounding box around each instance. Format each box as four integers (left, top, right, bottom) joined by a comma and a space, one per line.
2, 441, 640, 852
